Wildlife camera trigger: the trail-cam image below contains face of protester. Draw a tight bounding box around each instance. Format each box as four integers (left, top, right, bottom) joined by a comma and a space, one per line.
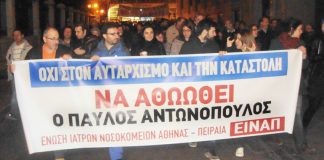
270, 20, 278, 29
75, 26, 86, 40
291, 24, 303, 39
136, 24, 143, 33
235, 33, 243, 49
251, 25, 258, 38
176, 19, 185, 30
261, 18, 270, 29
43, 29, 59, 50
13, 31, 24, 44
182, 26, 192, 41
155, 33, 164, 43
305, 24, 313, 33
91, 30, 100, 37
194, 15, 204, 25
143, 27, 154, 42
103, 27, 120, 45
225, 20, 234, 30
63, 28, 72, 39
118, 26, 123, 36
207, 27, 217, 39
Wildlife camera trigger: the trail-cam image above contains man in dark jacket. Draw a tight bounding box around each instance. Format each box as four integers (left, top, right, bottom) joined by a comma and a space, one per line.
25, 27, 71, 160
73, 23, 99, 59
304, 19, 324, 129
257, 16, 272, 50
26, 27, 72, 59
90, 22, 128, 160
180, 19, 220, 54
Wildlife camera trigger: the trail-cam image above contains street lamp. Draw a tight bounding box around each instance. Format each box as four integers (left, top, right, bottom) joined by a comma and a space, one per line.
87, 3, 99, 9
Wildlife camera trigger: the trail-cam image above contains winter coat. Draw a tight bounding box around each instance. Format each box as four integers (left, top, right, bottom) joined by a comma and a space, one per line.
308, 34, 324, 97
25, 44, 72, 60
169, 38, 184, 55
131, 39, 166, 56
92, 40, 130, 57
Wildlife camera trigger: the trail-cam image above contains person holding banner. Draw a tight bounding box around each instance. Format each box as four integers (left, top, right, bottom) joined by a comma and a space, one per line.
269, 18, 314, 153
304, 18, 324, 136
180, 18, 220, 55
26, 27, 72, 60
91, 22, 129, 160
73, 23, 99, 59
179, 18, 223, 160
169, 19, 194, 55
25, 27, 72, 160
131, 25, 166, 56
91, 23, 130, 59
5, 29, 32, 121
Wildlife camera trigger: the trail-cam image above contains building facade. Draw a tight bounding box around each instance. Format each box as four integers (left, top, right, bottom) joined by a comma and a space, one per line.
0, 0, 322, 77
0, 0, 90, 77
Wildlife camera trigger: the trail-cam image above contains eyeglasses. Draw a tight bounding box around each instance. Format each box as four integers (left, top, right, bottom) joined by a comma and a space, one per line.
106, 32, 120, 36
46, 37, 59, 41
183, 29, 192, 32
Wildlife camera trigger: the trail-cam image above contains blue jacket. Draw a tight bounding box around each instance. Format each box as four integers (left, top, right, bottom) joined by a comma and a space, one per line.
92, 40, 130, 57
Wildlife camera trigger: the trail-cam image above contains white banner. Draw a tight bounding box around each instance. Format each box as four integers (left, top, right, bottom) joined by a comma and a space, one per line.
14, 50, 302, 154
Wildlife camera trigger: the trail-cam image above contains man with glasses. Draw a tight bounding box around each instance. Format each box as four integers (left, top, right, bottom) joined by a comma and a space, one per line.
26, 27, 72, 59
90, 23, 129, 160
25, 27, 71, 160
91, 23, 129, 59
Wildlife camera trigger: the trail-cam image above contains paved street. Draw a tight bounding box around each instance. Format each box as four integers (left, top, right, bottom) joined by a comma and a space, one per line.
1, 79, 324, 160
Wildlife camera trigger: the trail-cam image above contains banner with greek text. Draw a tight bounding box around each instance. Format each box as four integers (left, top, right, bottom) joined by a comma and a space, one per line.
14, 50, 302, 154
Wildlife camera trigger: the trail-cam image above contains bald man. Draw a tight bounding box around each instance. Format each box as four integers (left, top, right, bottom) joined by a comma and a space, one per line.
25, 27, 72, 160
26, 27, 72, 59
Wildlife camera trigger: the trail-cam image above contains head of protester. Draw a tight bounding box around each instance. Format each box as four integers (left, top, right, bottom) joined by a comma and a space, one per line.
59, 26, 74, 47
196, 19, 214, 43
180, 19, 220, 54
131, 25, 166, 56
6, 29, 32, 64
194, 13, 205, 26
179, 20, 195, 42
75, 23, 88, 40
175, 17, 186, 31
73, 23, 99, 59
155, 28, 165, 43
168, 20, 195, 55
90, 27, 101, 38
240, 33, 258, 52
250, 24, 259, 38
91, 22, 129, 61
25, 27, 72, 60
13, 29, 25, 45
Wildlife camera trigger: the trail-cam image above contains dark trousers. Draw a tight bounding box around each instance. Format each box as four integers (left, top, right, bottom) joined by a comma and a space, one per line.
293, 95, 307, 151
9, 80, 20, 117
303, 96, 323, 128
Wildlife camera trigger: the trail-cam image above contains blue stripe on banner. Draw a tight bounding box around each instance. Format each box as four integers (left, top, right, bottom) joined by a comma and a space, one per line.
29, 52, 288, 87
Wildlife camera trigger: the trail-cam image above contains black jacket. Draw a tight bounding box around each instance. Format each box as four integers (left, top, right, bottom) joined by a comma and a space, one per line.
308, 34, 324, 97
180, 37, 220, 54
25, 44, 72, 60
131, 39, 166, 56
73, 34, 99, 59
257, 28, 272, 50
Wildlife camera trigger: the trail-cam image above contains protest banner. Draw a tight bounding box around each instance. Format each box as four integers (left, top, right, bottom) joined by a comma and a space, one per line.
14, 50, 302, 153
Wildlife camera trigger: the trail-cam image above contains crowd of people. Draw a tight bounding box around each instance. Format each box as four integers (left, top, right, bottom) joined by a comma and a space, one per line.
5, 13, 324, 160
